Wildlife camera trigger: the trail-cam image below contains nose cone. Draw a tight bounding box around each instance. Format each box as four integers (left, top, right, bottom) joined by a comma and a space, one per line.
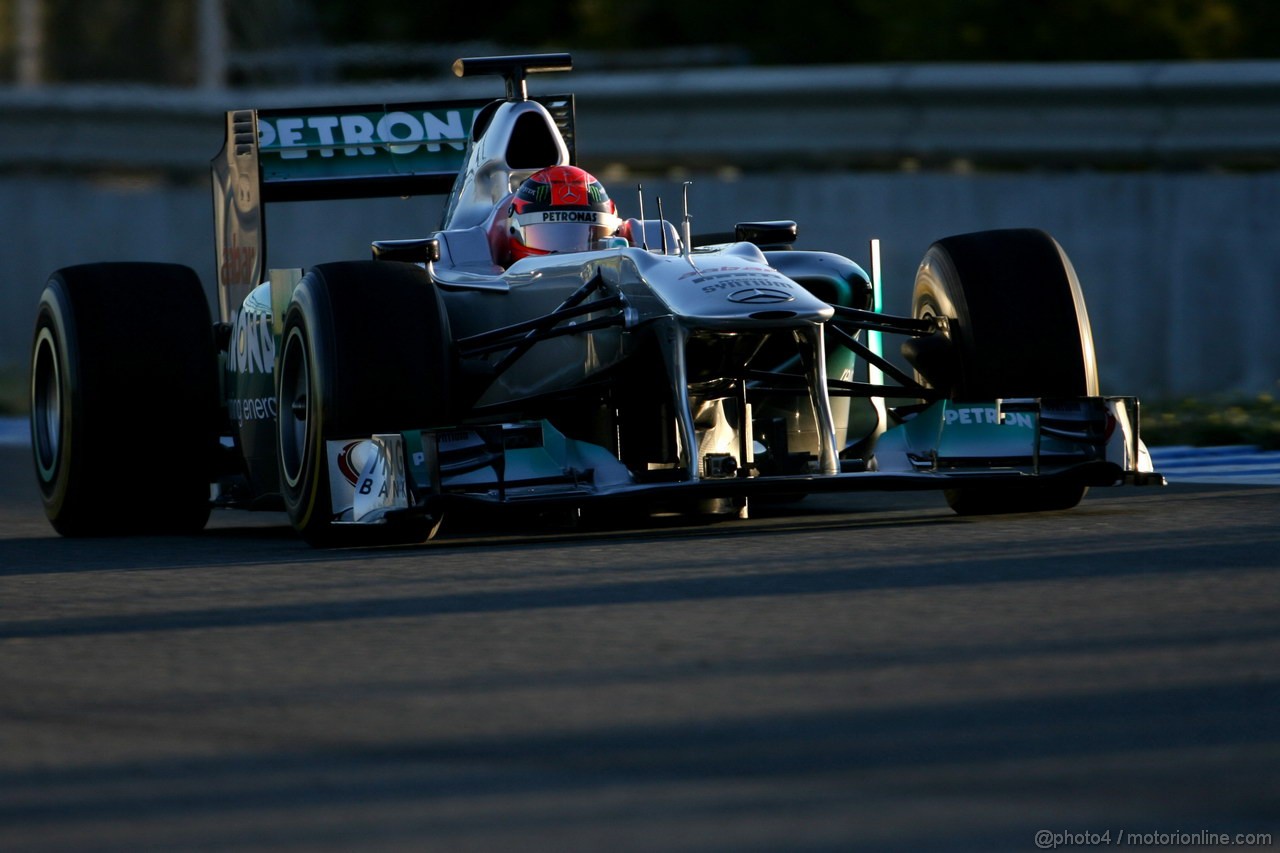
639, 249, 834, 328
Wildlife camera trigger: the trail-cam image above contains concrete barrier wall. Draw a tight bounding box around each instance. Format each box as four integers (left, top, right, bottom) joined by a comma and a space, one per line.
3, 168, 1275, 399
4, 60, 1279, 399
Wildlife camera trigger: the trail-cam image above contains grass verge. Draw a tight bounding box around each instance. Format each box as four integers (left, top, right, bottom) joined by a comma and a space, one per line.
0, 365, 24, 416
1140, 391, 1280, 451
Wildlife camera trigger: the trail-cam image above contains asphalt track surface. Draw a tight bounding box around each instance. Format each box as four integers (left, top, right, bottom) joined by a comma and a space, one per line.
1, 444, 1278, 852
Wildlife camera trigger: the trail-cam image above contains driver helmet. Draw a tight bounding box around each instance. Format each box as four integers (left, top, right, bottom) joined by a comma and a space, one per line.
506, 166, 620, 262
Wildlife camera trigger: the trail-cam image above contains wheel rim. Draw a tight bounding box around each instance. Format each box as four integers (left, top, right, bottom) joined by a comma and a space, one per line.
278, 326, 311, 489
31, 328, 62, 481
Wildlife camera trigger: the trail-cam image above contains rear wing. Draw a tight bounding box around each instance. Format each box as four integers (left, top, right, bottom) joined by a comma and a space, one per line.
210, 94, 576, 319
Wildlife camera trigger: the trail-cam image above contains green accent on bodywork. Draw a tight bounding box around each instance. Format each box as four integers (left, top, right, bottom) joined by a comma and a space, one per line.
827, 346, 856, 384
869, 240, 883, 379
936, 402, 1037, 460
809, 273, 856, 309
892, 400, 1041, 464
403, 430, 430, 490
893, 401, 946, 461
257, 106, 480, 183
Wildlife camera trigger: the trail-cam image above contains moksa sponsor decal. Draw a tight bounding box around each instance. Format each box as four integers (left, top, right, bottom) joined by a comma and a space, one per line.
258, 110, 468, 159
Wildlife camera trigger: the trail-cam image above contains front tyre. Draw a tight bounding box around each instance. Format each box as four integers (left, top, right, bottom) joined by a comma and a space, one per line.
31, 263, 218, 535
911, 229, 1098, 515
277, 261, 454, 547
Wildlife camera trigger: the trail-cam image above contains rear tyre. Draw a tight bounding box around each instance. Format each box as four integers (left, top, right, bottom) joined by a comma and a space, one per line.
276, 261, 454, 547
31, 263, 218, 535
910, 229, 1098, 515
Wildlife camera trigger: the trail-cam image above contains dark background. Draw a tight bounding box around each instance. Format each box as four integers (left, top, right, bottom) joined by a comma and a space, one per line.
9, 0, 1280, 87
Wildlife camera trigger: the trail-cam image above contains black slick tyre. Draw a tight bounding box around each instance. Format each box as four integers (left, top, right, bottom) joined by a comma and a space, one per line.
910, 229, 1098, 515
276, 261, 454, 547
31, 263, 219, 535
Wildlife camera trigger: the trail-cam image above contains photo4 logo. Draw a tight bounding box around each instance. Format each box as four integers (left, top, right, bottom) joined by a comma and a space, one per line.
1035, 829, 1273, 849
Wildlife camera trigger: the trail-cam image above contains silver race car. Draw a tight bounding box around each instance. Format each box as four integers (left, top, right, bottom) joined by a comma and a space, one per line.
30, 53, 1162, 546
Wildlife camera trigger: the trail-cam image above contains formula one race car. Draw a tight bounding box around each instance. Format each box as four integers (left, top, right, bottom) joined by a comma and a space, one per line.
30, 53, 1163, 546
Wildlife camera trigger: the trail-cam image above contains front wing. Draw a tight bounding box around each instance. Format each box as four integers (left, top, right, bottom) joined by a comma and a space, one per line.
326, 396, 1164, 526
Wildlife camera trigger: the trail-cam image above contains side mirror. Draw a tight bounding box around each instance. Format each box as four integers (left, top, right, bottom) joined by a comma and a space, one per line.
735, 221, 798, 248
692, 220, 799, 250
372, 238, 441, 264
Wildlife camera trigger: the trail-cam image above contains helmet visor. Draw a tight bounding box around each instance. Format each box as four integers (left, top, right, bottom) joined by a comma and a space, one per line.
512, 210, 621, 254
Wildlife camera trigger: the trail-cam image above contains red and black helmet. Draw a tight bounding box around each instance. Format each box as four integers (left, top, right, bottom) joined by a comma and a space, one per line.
506, 166, 619, 262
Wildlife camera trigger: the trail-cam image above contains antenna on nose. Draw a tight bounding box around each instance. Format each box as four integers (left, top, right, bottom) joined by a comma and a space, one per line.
681, 181, 693, 259
635, 184, 649, 251
656, 197, 668, 254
